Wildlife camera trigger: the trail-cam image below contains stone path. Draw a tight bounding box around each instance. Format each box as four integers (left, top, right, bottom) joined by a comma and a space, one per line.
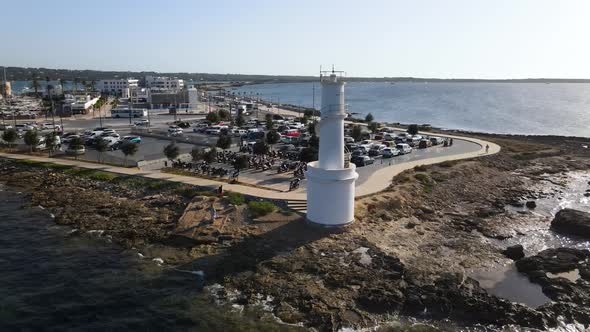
0, 131, 500, 201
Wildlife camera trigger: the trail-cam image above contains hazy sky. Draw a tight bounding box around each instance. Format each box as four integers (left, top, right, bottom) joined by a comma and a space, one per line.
2, 0, 590, 78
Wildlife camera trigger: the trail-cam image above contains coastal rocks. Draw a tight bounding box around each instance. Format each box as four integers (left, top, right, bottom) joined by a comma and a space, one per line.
550, 209, 590, 238
503, 244, 525, 260
403, 273, 550, 328
516, 248, 590, 306
526, 201, 537, 209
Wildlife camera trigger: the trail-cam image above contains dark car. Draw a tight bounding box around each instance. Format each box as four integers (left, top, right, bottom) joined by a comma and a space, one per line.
84, 137, 97, 146
351, 150, 365, 158
110, 140, 123, 151
352, 155, 374, 167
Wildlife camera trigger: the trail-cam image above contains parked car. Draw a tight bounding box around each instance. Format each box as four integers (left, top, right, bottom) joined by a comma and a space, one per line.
382, 147, 400, 158
206, 125, 228, 135
168, 126, 183, 135
192, 123, 209, 133
15, 124, 35, 132
108, 140, 120, 151
66, 145, 86, 156
41, 123, 62, 131
429, 137, 445, 145
351, 150, 366, 158
406, 136, 421, 147
123, 136, 142, 144
100, 132, 120, 139
396, 143, 413, 154
281, 136, 299, 144
344, 136, 355, 144
352, 155, 375, 167
62, 135, 80, 144
418, 139, 432, 149
368, 145, 385, 156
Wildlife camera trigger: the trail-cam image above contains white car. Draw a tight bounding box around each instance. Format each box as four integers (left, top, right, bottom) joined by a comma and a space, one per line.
41, 123, 62, 131
382, 147, 400, 158
396, 143, 413, 154
66, 145, 86, 156
168, 126, 183, 134
233, 129, 247, 137
15, 124, 35, 132
134, 119, 149, 126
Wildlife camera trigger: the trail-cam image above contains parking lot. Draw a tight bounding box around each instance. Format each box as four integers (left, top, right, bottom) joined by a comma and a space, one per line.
214, 138, 481, 193
1, 101, 483, 193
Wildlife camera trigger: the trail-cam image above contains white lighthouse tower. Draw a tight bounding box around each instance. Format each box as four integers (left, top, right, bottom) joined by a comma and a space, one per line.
306, 69, 358, 226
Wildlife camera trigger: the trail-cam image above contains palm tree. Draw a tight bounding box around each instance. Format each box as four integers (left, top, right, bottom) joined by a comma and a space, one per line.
31, 75, 40, 97
81, 80, 87, 92
91, 80, 96, 91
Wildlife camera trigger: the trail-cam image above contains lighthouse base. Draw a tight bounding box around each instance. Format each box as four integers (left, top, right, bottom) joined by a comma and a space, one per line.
305, 162, 358, 227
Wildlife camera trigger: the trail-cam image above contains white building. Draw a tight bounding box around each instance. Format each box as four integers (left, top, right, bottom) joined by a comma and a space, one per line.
129, 87, 150, 103
61, 94, 100, 115
305, 70, 358, 227
145, 76, 184, 92
97, 79, 139, 96
187, 86, 199, 109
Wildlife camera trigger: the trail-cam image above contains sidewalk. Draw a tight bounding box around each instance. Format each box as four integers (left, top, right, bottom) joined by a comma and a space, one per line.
0, 133, 500, 201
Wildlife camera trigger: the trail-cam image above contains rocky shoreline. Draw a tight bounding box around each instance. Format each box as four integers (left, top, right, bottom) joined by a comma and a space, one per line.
1, 133, 590, 331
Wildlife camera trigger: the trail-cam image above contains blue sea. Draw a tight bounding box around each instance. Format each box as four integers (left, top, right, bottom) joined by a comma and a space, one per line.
11, 80, 590, 137
232, 82, 590, 137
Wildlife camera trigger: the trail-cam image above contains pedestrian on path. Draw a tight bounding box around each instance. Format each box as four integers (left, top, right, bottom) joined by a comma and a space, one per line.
485, 144, 489, 153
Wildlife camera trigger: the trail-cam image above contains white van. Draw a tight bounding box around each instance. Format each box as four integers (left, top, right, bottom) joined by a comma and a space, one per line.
396, 143, 412, 154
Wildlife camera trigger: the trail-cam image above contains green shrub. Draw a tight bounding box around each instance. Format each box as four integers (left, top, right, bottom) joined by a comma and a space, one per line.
248, 200, 277, 218
174, 185, 200, 199
439, 160, 457, 168
88, 171, 118, 181
225, 192, 245, 206
430, 172, 449, 182
414, 173, 430, 184
413, 165, 428, 172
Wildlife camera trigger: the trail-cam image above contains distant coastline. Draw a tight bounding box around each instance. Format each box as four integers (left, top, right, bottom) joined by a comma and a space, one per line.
3, 66, 590, 84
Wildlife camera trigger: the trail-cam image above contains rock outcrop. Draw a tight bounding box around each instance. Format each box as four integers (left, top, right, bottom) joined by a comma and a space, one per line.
551, 209, 590, 238
503, 244, 525, 260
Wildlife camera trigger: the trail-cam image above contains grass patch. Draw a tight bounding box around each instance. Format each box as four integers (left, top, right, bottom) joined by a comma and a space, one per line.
225, 192, 245, 206
248, 200, 277, 218
413, 165, 428, 172
114, 176, 178, 191
430, 171, 449, 182
414, 173, 433, 193
174, 186, 201, 199
62, 167, 118, 181
439, 160, 457, 168
88, 171, 118, 181
414, 173, 430, 184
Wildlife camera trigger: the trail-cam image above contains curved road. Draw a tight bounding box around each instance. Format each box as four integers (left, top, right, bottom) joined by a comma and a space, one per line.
0, 130, 499, 202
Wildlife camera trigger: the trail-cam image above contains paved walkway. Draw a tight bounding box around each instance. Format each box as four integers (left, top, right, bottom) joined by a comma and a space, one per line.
0, 131, 500, 201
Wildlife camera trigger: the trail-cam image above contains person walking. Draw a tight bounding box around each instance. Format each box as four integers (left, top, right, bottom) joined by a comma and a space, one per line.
485, 144, 489, 153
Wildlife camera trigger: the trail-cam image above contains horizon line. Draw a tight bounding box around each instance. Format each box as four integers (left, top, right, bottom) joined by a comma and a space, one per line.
3, 65, 590, 81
